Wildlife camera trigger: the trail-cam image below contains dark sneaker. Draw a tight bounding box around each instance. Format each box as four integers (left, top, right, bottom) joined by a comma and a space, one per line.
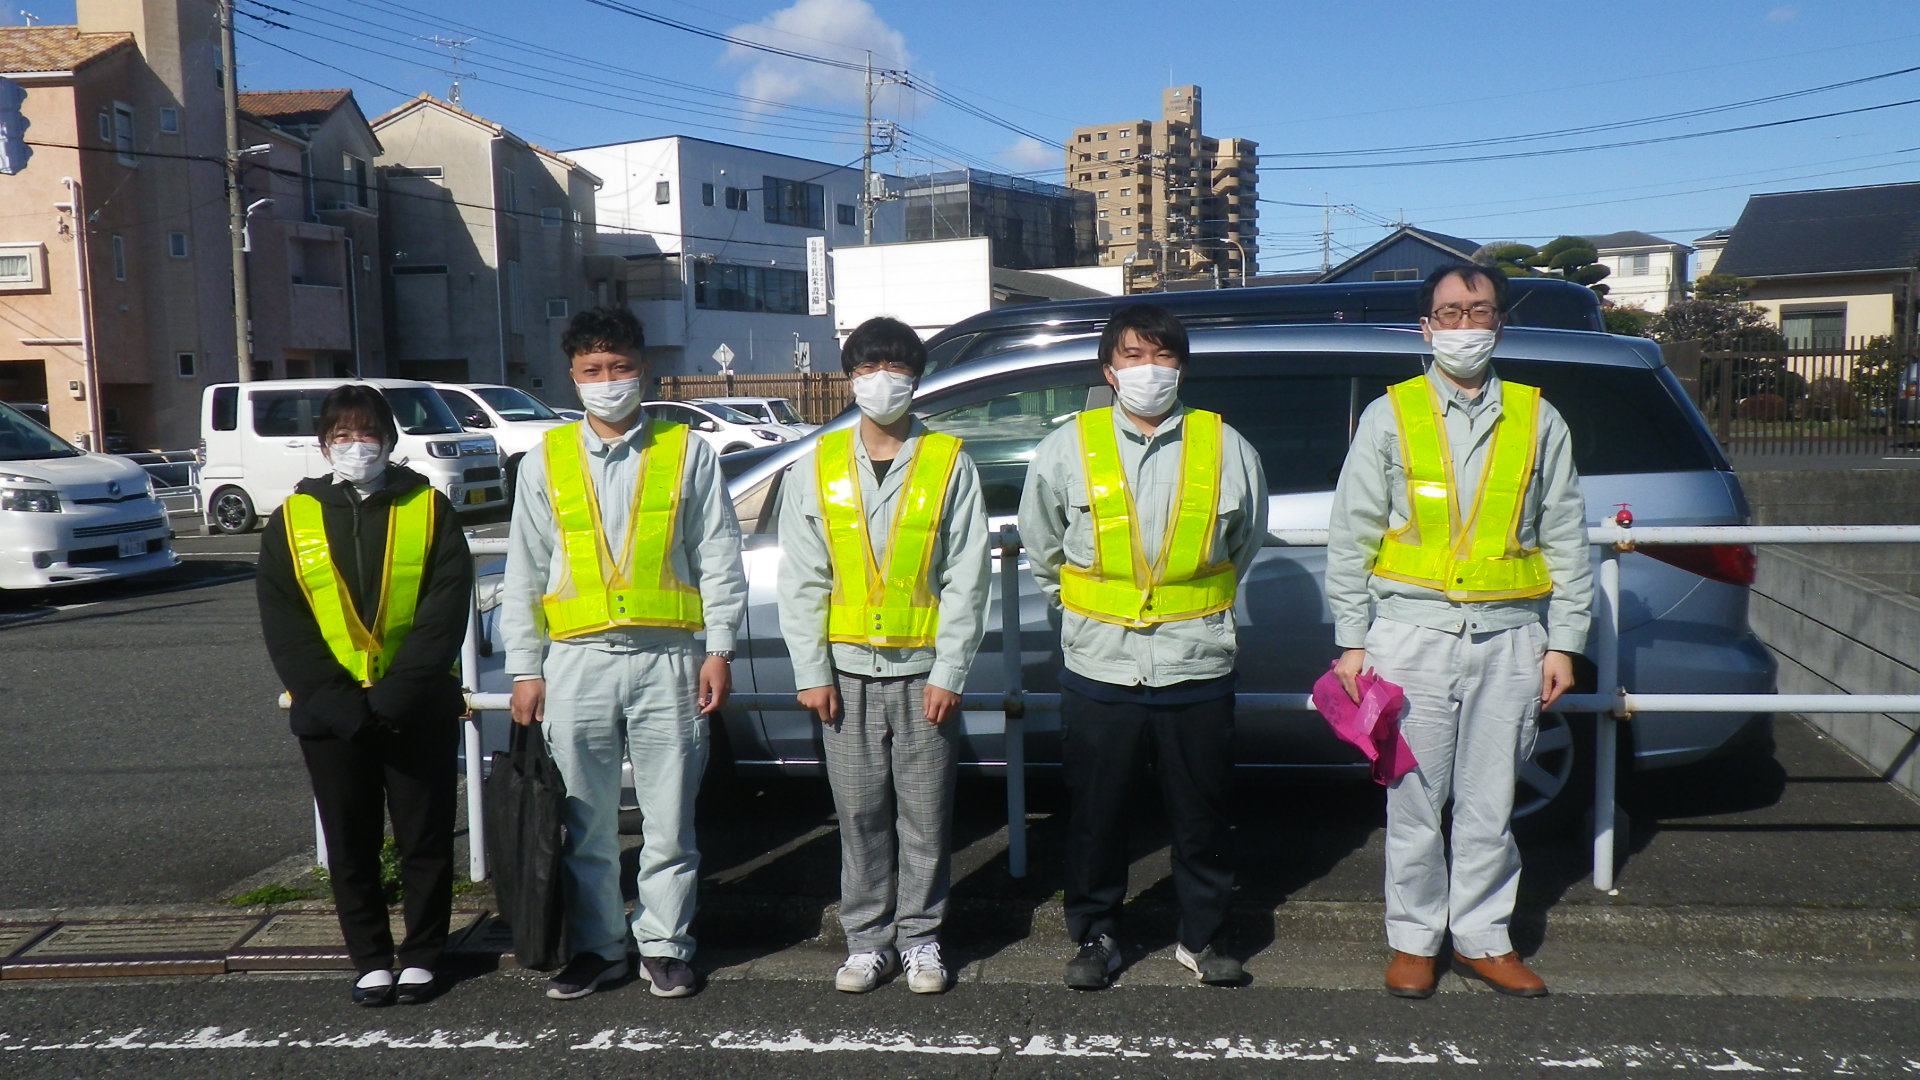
1065, 934, 1122, 990
640, 955, 700, 998
1175, 943, 1248, 987
546, 953, 627, 1000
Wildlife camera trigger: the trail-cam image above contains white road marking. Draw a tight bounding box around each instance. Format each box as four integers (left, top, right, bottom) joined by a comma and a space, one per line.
5, 1024, 1917, 1071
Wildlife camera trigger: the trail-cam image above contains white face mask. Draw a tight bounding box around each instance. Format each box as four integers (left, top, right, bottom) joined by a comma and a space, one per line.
850, 370, 916, 425
576, 376, 642, 423
1111, 362, 1182, 418
1429, 329, 1498, 381
325, 440, 388, 486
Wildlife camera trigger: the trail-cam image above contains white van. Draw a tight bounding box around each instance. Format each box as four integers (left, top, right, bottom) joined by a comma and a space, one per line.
198, 378, 506, 534
0, 401, 178, 590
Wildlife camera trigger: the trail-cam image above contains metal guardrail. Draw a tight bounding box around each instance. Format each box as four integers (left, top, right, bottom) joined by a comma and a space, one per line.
293, 524, 1920, 895
123, 451, 200, 520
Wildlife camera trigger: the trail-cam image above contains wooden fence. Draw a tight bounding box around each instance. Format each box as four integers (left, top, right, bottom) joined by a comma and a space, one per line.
1664, 334, 1919, 457
654, 372, 852, 425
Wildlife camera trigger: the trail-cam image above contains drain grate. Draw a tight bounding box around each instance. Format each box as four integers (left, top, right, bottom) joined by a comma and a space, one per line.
4, 917, 263, 980
228, 910, 487, 971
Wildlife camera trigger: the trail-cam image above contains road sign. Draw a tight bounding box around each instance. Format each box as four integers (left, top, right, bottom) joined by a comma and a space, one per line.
712, 343, 734, 373
794, 341, 812, 373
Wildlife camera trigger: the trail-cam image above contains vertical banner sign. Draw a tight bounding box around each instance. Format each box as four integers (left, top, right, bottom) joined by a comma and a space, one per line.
806, 235, 828, 317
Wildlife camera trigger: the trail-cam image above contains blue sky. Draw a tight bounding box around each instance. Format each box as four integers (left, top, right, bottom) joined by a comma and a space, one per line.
15, 0, 1920, 272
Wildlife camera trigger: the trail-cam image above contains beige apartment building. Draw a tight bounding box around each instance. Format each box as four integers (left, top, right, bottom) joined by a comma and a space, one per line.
1064, 85, 1259, 290
0, 0, 233, 451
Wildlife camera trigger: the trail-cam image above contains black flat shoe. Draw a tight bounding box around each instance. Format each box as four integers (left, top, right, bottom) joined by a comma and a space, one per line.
351, 980, 395, 1007
395, 974, 437, 1005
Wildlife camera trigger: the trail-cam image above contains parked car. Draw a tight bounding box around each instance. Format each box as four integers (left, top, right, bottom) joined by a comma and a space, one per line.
695, 396, 818, 434
0, 400, 178, 590
431, 383, 570, 494
477, 317, 1776, 834
198, 378, 505, 534
1899, 359, 1920, 425
643, 400, 803, 455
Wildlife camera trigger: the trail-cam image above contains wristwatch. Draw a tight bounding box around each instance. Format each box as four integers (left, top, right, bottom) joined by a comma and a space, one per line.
707, 650, 735, 662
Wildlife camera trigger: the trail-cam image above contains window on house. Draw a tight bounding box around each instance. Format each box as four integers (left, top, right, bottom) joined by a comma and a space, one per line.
724, 186, 745, 211
545, 298, 569, 319
501, 168, 517, 213
1120, 226, 1132, 236
1120, 187, 1132, 196
0, 252, 31, 282
1120, 130, 1132, 138
505, 260, 523, 333
702, 182, 715, 206
158, 107, 179, 134
655, 181, 671, 204
342, 153, 371, 208
1077, 134, 1091, 143
1371, 268, 1419, 281
176, 352, 195, 378
1624, 253, 1651, 276
1097, 171, 1108, 180
762, 175, 825, 228
1078, 153, 1091, 162
113, 103, 135, 166
572, 208, 584, 243
1121, 148, 1131, 158
837, 203, 856, 227
1097, 209, 1108, 219
110, 235, 126, 280
540, 206, 563, 228
1780, 307, 1846, 349
1120, 208, 1131, 217
168, 232, 188, 259
1098, 190, 1109, 199
692, 260, 809, 314
1079, 173, 1091, 182
98, 110, 111, 142
1096, 152, 1108, 161
389, 165, 444, 180
1097, 131, 1108, 141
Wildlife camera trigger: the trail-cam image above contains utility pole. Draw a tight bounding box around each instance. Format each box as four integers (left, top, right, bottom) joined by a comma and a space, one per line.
1320, 195, 1359, 274
220, 0, 252, 382
859, 53, 903, 244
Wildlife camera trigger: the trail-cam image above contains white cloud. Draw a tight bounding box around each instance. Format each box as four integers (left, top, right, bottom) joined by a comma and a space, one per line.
1767, 6, 1798, 22
997, 136, 1060, 173
724, 0, 911, 112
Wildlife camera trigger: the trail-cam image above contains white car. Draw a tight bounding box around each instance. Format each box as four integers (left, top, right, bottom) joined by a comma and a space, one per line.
643, 400, 802, 455
431, 383, 571, 492
0, 401, 178, 590
694, 396, 819, 435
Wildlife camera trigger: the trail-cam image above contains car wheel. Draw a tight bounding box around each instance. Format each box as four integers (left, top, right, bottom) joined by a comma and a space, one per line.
208, 486, 257, 535
1512, 712, 1632, 843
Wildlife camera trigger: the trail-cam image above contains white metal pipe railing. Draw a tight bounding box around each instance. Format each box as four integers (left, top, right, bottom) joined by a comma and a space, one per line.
300, 524, 1920, 895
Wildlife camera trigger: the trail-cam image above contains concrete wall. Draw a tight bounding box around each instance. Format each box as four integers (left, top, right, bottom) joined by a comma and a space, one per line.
1740, 469, 1920, 596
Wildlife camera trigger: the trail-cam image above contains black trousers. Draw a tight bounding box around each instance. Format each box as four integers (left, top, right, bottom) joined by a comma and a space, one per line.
1061, 687, 1236, 952
300, 716, 458, 975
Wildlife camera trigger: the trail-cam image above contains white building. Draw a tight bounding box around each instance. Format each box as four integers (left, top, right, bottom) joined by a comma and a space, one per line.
831, 237, 1122, 343
568, 136, 905, 376
1584, 230, 1692, 313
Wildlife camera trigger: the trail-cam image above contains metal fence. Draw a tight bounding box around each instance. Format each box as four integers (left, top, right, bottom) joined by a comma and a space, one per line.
124, 450, 199, 519
654, 372, 851, 425
1665, 334, 1920, 456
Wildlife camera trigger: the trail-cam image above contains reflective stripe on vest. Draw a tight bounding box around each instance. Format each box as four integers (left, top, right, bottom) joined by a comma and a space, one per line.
1372, 376, 1552, 602
1059, 407, 1238, 628
285, 485, 436, 687
540, 420, 704, 638
815, 427, 963, 649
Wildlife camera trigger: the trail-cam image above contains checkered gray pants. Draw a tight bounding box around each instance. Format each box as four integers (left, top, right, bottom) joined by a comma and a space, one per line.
825, 672, 959, 953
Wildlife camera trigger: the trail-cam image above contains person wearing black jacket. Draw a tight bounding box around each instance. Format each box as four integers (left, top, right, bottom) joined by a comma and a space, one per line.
256, 385, 473, 1006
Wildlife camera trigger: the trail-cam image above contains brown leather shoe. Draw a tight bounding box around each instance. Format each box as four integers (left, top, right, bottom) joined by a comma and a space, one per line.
1451, 951, 1548, 997
1384, 951, 1437, 999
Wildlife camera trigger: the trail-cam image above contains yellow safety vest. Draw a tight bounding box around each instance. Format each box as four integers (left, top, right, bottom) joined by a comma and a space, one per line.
1372, 376, 1553, 601
1059, 407, 1238, 628
285, 485, 436, 687
540, 420, 704, 638
815, 427, 963, 649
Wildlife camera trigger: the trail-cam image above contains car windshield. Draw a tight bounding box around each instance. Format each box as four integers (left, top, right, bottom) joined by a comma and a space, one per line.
384, 386, 465, 435
474, 385, 561, 421
0, 402, 83, 461
699, 402, 758, 425
766, 399, 802, 425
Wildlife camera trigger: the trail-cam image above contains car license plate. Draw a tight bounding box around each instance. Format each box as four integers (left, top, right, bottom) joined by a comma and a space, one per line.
465, 488, 485, 505
117, 535, 144, 559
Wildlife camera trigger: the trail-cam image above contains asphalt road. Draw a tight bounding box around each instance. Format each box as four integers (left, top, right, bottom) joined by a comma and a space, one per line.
4, 973, 1919, 1078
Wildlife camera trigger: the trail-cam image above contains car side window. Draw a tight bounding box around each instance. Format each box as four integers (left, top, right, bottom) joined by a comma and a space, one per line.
920, 368, 1102, 515
252, 390, 312, 437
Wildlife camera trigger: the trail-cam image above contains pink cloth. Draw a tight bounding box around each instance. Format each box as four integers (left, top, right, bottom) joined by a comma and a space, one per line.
1311, 663, 1419, 785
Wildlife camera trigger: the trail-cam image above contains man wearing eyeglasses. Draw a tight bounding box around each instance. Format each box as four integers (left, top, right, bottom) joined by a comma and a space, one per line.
1325, 264, 1593, 1000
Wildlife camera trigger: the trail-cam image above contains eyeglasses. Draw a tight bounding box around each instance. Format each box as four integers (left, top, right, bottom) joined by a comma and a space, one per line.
849, 360, 916, 377
1429, 302, 1499, 328
324, 432, 383, 447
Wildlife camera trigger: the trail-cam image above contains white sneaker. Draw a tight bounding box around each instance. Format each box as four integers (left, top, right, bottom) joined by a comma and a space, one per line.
902, 942, 948, 994
834, 950, 898, 993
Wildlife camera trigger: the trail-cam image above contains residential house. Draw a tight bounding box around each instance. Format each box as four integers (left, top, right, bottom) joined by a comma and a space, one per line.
1713, 181, 1920, 348
1693, 226, 1732, 279
371, 95, 600, 396
1583, 230, 1690, 312
567, 135, 904, 376
237, 89, 384, 378
1316, 225, 1480, 284
0, 0, 234, 451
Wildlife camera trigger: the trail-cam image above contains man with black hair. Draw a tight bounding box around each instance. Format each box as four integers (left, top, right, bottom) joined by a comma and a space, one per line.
1326, 263, 1592, 999
1018, 303, 1268, 990
501, 306, 746, 1001
775, 316, 989, 995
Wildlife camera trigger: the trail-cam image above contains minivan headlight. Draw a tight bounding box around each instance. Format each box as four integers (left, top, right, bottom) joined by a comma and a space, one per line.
752, 428, 783, 442
426, 441, 459, 458
0, 487, 60, 512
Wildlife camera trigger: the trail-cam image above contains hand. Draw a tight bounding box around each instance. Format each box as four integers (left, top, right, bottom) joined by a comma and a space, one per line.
510, 678, 546, 726
697, 655, 732, 715
923, 684, 962, 726
1541, 650, 1575, 708
797, 684, 841, 725
1333, 648, 1369, 704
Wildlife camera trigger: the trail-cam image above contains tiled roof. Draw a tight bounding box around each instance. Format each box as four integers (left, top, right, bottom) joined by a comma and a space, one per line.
0, 26, 133, 73
1582, 230, 1690, 251
237, 89, 352, 126
371, 94, 596, 178
1716, 181, 1920, 278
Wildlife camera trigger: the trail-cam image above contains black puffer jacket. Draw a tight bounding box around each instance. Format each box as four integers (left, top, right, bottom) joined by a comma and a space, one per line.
256, 465, 473, 740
